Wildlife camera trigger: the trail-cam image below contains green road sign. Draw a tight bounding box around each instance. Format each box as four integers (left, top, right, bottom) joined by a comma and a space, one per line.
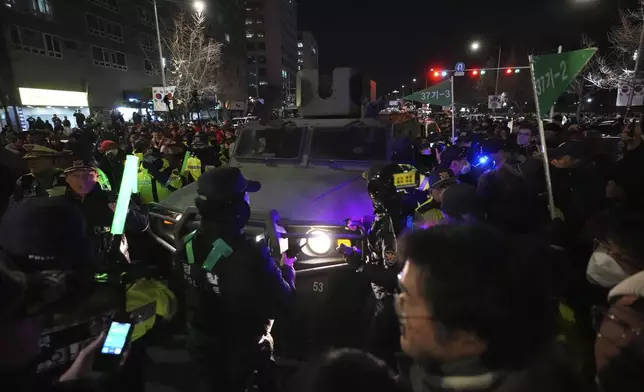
404, 80, 452, 106
531, 48, 597, 111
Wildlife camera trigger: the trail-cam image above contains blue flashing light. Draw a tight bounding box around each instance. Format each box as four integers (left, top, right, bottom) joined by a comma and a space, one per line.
474, 155, 491, 168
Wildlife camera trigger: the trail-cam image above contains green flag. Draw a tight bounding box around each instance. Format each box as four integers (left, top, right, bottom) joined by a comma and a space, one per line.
531, 48, 597, 112
404, 80, 452, 106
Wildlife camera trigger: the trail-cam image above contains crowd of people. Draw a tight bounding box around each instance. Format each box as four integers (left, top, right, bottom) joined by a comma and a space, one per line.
0, 110, 643, 392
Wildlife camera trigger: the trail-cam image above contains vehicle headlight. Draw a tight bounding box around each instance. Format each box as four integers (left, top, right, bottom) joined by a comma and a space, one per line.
300, 229, 332, 256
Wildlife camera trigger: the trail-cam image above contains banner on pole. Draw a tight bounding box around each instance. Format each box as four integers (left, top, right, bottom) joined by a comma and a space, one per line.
488, 95, 504, 109
403, 80, 451, 106
616, 80, 644, 106
152, 86, 176, 111
531, 48, 597, 112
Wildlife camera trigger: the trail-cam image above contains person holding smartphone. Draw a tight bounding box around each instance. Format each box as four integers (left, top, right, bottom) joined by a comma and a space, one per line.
0, 197, 119, 391
176, 167, 296, 392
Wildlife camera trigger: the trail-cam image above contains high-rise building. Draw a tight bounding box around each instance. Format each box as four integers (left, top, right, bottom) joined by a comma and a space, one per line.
245, 0, 297, 105
0, 0, 173, 128
201, 0, 247, 108
297, 31, 318, 71
0, 0, 248, 129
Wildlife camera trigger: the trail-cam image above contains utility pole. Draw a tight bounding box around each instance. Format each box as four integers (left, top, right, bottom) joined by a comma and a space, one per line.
493, 46, 502, 115
152, 0, 166, 86
550, 45, 563, 119
627, 24, 644, 113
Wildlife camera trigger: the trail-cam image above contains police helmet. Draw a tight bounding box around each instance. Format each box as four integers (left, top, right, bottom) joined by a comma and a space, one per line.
367, 163, 419, 207
141, 151, 164, 172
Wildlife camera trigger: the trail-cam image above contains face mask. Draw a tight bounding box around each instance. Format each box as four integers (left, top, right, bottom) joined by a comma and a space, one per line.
586, 251, 629, 288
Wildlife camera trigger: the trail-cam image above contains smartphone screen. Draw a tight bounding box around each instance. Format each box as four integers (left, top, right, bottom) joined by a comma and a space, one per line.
100, 322, 132, 356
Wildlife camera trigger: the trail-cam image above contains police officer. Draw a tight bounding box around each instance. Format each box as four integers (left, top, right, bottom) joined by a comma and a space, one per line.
184, 136, 220, 183
176, 167, 295, 392
0, 197, 116, 386
346, 163, 420, 366
138, 152, 184, 204
415, 167, 459, 226
9, 145, 67, 206
63, 158, 148, 264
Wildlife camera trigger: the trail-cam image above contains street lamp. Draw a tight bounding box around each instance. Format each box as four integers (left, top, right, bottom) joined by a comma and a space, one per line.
587, 98, 593, 103
153, 0, 206, 86
193, 0, 205, 15
412, 78, 417, 83
470, 41, 481, 52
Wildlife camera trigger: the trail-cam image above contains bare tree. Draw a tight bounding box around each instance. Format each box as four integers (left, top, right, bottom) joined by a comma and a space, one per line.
568, 35, 602, 118
585, 2, 644, 90
163, 12, 223, 109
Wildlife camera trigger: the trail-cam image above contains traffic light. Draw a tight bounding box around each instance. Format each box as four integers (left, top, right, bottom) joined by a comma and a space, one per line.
506, 68, 513, 75
514, 69, 521, 74
480, 70, 486, 75
472, 70, 479, 76
433, 71, 440, 78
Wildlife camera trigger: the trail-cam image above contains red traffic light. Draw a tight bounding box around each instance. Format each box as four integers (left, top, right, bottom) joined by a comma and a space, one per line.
433, 71, 440, 77
506, 68, 513, 74
472, 70, 479, 76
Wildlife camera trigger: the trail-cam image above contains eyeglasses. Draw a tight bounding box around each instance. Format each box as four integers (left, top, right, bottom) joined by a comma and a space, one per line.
394, 293, 434, 321
592, 306, 642, 344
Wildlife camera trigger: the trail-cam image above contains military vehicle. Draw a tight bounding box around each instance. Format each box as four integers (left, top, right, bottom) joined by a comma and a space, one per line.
148, 68, 395, 362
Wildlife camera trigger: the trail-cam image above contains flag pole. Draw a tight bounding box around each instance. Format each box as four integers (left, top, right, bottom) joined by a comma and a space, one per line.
450, 75, 456, 143
528, 55, 556, 220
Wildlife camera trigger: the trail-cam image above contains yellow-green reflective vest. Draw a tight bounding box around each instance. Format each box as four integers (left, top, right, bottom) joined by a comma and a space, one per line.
137, 170, 174, 204
126, 278, 177, 341
96, 167, 112, 192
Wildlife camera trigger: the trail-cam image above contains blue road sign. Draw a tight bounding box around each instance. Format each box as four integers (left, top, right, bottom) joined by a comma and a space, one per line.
455, 62, 466, 72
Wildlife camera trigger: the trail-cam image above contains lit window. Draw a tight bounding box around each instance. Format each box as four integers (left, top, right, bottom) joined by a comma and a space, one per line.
225, 33, 231, 43
31, 0, 53, 18
246, 31, 253, 39
312, 48, 317, 55
297, 42, 303, 48
255, 31, 264, 38
245, 18, 253, 25
297, 50, 302, 56
259, 80, 267, 86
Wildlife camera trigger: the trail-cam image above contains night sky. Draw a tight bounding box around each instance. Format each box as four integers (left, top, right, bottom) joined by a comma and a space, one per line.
298, 0, 640, 94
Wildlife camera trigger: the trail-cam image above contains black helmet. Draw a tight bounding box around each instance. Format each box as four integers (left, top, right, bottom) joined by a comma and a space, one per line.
141, 151, 164, 172
367, 163, 418, 211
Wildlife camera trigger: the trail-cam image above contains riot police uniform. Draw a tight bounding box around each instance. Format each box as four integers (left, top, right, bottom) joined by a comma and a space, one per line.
138, 153, 185, 204
0, 197, 116, 385
183, 137, 220, 183
350, 163, 421, 366
175, 167, 295, 392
